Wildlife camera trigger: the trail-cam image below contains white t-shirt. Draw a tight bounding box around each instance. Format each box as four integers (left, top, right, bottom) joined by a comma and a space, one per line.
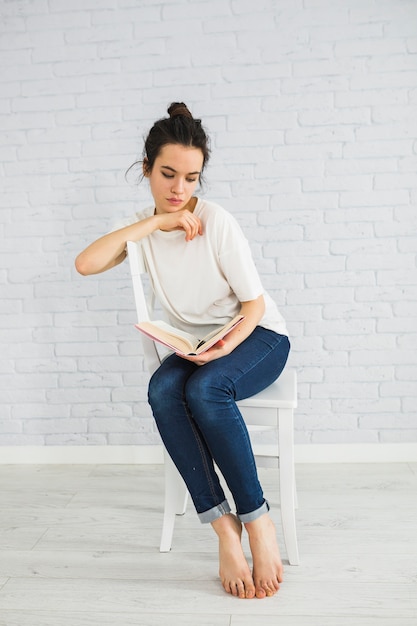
117, 198, 288, 338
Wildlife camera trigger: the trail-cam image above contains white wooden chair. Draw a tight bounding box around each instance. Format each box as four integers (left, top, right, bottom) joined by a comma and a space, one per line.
127, 240, 300, 565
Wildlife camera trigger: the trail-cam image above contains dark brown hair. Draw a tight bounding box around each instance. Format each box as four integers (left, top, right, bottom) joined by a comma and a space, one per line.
142, 102, 210, 180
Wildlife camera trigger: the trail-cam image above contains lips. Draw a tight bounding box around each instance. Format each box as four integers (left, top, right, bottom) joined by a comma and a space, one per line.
167, 198, 183, 205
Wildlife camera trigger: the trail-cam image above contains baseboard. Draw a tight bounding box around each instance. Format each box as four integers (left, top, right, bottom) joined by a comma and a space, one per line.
0, 445, 164, 465
0, 443, 416, 465
294, 443, 417, 464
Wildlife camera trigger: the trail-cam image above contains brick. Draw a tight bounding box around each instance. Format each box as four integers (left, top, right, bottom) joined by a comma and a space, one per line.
11, 404, 70, 419
351, 71, 417, 91
377, 269, 417, 286
306, 318, 376, 337
312, 430, 379, 444
45, 433, 108, 444
309, 22, 383, 42
306, 271, 376, 289
55, 342, 119, 357
0, 420, 21, 434
32, 43, 99, 64
356, 123, 417, 142
50, 0, 114, 12
108, 432, 160, 445
339, 189, 409, 207
330, 237, 396, 256
324, 334, 395, 351
26, 11, 90, 30
350, 349, 416, 366
326, 158, 398, 175
17, 142, 81, 160
398, 156, 417, 172
0, 112, 53, 131
335, 38, 406, 57
92, 6, 161, 25
305, 221, 374, 241
403, 398, 417, 413
303, 174, 372, 192
46, 388, 112, 404
331, 397, 401, 414
163, 1, 230, 19
21, 77, 85, 98
347, 252, 415, 272
71, 403, 132, 418
325, 366, 394, 383
293, 57, 366, 78
299, 107, 371, 126
379, 430, 417, 443
286, 126, 354, 144
1, 373, 58, 390
374, 173, 417, 189
335, 89, 408, 108
377, 318, 417, 334
0, 434, 45, 445
323, 301, 393, 321
232, 178, 300, 196
380, 382, 417, 398
59, 372, 123, 390
24, 419, 88, 435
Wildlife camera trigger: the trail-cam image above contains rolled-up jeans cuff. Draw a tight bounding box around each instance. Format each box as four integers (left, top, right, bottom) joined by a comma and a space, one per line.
237, 499, 270, 524
198, 499, 231, 523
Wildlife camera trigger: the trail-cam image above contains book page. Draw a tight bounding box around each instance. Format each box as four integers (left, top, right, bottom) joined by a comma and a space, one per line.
194, 315, 245, 354
135, 320, 199, 354
135, 315, 245, 356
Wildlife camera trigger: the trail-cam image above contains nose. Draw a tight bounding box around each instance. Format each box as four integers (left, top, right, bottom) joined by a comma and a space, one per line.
171, 177, 184, 195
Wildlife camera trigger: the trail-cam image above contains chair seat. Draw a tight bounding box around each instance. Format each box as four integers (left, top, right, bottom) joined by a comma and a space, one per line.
237, 369, 297, 409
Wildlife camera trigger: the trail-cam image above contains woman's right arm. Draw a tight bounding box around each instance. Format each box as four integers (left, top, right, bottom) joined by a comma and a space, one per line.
75, 216, 160, 276
75, 209, 203, 276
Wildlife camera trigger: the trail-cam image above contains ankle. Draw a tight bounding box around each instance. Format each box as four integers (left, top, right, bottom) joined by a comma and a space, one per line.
212, 513, 241, 537
244, 513, 274, 537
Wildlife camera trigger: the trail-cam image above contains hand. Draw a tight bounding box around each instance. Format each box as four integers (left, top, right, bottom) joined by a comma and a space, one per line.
178, 339, 227, 366
157, 209, 203, 241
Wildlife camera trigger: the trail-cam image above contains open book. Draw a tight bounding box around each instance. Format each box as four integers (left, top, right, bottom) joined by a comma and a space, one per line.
135, 315, 245, 356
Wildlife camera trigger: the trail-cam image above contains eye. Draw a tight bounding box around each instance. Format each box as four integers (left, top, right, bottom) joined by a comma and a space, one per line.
186, 178, 197, 183
162, 172, 174, 179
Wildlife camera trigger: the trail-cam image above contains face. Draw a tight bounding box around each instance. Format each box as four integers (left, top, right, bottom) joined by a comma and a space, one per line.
144, 143, 204, 215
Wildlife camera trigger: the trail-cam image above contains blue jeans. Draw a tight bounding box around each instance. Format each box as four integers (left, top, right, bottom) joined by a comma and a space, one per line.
148, 327, 290, 524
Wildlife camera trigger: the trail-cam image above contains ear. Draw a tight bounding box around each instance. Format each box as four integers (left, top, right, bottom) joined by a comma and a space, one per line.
143, 158, 150, 178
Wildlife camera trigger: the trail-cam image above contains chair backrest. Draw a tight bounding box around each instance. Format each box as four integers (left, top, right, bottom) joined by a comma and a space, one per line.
126, 240, 161, 375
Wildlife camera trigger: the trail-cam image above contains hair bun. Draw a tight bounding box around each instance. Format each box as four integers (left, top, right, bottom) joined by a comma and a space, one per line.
168, 102, 193, 119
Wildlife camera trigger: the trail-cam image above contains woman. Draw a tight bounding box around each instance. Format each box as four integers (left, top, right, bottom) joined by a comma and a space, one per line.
75, 102, 290, 600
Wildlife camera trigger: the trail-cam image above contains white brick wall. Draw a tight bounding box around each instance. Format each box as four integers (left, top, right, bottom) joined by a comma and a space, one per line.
1, 0, 416, 447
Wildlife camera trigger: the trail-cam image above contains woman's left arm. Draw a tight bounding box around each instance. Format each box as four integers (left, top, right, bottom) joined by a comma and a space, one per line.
180, 294, 265, 366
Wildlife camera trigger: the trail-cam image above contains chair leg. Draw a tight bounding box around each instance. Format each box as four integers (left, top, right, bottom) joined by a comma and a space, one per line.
278, 408, 300, 565
294, 474, 298, 510
160, 450, 188, 552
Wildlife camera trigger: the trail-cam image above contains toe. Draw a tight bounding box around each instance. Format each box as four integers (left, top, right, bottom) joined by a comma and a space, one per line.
255, 585, 267, 599
236, 580, 246, 599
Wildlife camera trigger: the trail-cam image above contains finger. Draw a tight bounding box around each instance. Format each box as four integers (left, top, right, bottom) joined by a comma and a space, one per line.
183, 216, 199, 241
184, 215, 202, 240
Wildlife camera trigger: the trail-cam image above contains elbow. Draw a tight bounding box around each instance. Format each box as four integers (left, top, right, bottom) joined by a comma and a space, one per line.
75, 253, 93, 276
258, 293, 266, 317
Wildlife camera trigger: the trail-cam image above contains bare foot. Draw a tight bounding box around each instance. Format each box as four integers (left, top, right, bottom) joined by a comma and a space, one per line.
245, 514, 283, 599
211, 513, 256, 599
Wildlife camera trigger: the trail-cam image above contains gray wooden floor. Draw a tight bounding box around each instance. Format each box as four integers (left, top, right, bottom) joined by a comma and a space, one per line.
0, 462, 416, 626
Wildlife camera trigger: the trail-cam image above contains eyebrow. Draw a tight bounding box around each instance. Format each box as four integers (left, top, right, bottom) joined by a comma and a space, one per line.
161, 165, 201, 175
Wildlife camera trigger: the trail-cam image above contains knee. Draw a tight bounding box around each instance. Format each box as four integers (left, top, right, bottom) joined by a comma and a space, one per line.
148, 369, 175, 410
185, 372, 232, 411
